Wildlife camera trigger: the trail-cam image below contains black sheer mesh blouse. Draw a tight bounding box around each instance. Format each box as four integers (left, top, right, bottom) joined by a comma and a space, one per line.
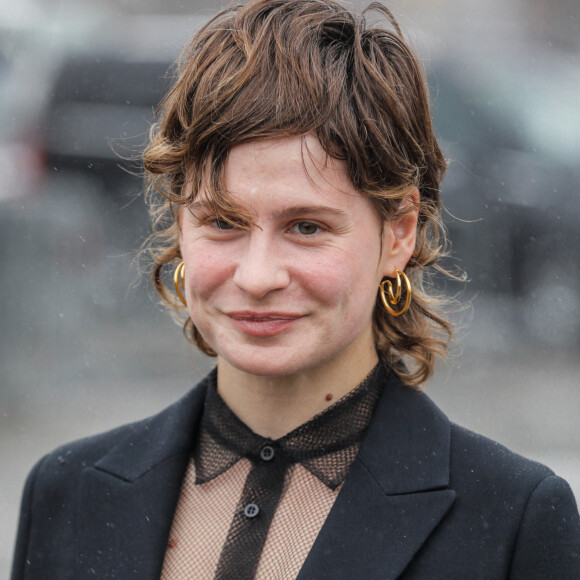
161, 364, 385, 579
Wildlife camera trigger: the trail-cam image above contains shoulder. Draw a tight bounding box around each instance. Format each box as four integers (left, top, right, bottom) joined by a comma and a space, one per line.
447, 423, 580, 576
20, 376, 209, 502
11, 379, 210, 578
446, 421, 578, 524
27, 419, 145, 492
448, 422, 554, 491
363, 368, 570, 504
11, 420, 149, 580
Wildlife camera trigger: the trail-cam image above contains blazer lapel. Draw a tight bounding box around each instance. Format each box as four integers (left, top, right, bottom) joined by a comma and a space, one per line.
75, 379, 209, 579
298, 372, 456, 579
72, 367, 453, 579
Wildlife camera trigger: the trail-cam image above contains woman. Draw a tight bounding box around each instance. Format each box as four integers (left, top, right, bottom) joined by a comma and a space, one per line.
12, 1, 580, 578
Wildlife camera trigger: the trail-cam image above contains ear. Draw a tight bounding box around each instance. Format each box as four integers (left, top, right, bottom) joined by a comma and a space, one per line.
380, 187, 419, 277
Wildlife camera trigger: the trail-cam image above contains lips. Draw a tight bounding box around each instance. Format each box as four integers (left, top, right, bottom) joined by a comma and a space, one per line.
226, 311, 304, 337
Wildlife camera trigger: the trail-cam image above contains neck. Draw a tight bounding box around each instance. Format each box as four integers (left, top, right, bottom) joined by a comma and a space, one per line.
216, 346, 379, 440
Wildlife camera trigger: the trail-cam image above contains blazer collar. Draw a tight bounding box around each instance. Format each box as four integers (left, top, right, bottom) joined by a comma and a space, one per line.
298, 368, 456, 579
93, 372, 210, 481
75, 373, 210, 579
357, 365, 451, 494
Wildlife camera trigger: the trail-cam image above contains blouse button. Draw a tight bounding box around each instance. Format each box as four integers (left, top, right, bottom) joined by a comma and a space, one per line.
260, 445, 275, 461
244, 503, 260, 518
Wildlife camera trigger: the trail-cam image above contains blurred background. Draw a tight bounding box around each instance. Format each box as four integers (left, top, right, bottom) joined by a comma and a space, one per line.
1, 0, 579, 574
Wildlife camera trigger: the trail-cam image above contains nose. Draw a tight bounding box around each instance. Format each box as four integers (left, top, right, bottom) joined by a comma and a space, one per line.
233, 233, 290, 299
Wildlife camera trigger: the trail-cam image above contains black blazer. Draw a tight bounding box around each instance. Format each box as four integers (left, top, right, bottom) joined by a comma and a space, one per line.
11, 371, 580, 579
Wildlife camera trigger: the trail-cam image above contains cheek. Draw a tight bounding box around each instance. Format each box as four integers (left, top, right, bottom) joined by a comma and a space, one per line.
301, 252, 379, 314
183, 244, 233, 300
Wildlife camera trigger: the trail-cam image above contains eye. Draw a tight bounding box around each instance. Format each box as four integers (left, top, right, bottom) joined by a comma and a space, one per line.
213, 218, 235, 230
292, 221, 320, 235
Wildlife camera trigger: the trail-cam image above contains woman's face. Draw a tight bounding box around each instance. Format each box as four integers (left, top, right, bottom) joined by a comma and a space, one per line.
180, 136, 415, 378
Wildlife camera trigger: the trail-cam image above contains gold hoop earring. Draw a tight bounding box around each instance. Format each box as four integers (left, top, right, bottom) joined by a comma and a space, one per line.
173, 261, 186, 306
379, 270, 412, 316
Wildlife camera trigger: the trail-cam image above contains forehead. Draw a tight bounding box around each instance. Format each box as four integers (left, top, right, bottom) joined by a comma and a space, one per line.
221, 136, 360, 207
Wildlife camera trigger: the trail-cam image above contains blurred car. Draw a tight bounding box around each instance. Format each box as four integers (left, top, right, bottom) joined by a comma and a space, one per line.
428, 60, 580, 294
1, 12, 205, 200
44, 56, 173, 194
40, 14, 205, 195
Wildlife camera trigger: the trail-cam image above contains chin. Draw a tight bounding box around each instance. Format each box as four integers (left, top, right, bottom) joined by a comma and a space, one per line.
231, 357, 304, 378
218, 346, 325, 379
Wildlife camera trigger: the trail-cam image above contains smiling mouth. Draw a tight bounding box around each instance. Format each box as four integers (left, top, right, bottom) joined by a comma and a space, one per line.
226, 311, 304, 337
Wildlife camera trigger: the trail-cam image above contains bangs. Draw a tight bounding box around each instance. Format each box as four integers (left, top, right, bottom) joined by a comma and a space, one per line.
148, 0, 433, 208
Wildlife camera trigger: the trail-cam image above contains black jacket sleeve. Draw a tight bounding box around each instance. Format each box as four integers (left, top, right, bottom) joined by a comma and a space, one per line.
11, 456, 46, 580
509, 474, 580, 579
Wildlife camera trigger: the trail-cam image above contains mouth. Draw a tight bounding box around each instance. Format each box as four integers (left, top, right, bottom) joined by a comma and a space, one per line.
226, 311, 305, 337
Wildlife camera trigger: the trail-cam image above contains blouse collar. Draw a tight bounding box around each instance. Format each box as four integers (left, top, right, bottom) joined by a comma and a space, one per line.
193, 363, 387, 490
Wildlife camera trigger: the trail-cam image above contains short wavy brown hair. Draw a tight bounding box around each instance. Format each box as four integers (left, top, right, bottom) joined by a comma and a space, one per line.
143, 0, 453, 387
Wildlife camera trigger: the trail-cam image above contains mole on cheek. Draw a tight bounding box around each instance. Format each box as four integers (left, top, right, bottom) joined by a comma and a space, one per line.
325, 393, 333, 402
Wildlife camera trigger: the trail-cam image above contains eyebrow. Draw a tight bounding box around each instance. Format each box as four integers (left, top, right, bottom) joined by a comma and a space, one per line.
272, 205, 349, 220
187, 200, 220, 212
188, 201, 348, 221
